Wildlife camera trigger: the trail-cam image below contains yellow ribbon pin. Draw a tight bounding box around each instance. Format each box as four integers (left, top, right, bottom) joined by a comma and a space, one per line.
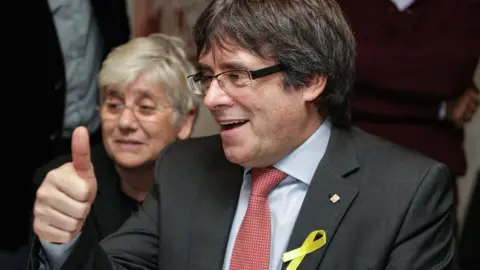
282, 230, 327, 270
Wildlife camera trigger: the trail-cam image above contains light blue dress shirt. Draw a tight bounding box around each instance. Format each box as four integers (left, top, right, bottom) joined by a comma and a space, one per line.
40, 119, 331, 269
390, 0, 415, 11
222, 119, 332, 270
48, 0, 103, 139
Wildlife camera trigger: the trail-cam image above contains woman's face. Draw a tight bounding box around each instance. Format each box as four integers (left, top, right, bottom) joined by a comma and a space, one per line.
100, 74, 195, 169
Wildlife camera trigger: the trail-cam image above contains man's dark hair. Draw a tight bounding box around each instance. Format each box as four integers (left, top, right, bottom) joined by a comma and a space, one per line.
193, 0, 356, 128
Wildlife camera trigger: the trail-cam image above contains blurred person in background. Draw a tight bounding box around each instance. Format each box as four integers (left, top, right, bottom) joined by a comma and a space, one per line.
34, 32, 198, 239
1, 0, 131, 253
131, 0, 211, 62
336, 0, 480, 202
10, 33, 198, 270
46, 0, 131, 159
31, 31, 198, 253
2, 0, 131, 266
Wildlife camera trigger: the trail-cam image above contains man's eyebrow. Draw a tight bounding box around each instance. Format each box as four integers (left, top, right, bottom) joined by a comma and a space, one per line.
219, 61, 250, 71
197, 62, 251, 74
198, 64, 212, 72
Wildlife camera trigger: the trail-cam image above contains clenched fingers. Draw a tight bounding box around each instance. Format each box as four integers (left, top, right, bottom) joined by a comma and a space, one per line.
34, 203, 85, 232
36, 185, 91, 219
33, 218, 81, 244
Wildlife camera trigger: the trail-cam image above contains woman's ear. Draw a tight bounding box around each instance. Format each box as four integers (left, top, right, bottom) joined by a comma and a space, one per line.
176, 107, 197, 140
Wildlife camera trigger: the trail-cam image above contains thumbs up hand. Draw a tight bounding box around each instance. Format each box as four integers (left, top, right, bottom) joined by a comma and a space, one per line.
33, 127, 98, 243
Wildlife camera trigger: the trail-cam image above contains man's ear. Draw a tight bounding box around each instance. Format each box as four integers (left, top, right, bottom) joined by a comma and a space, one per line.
303, 75, 327, 102
176, 107, 197, 140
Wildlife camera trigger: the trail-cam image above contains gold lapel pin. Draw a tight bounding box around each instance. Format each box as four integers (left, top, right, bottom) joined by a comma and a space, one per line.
330, 194, 340, 203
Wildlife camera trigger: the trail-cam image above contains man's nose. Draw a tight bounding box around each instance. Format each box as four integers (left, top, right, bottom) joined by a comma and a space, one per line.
203, 79, 233, 110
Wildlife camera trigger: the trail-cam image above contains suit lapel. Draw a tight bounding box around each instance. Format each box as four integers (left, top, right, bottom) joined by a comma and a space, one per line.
189, 142, 244, 270
282, 127, 360, 270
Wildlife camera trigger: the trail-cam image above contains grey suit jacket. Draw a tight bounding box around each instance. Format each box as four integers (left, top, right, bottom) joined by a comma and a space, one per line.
29, 126, 456, 270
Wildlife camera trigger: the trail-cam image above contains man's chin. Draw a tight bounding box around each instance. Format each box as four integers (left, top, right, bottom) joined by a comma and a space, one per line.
223, 146, 254, 167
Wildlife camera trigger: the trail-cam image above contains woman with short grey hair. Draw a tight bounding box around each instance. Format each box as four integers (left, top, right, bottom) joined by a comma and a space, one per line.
99, 33, 200, 126
30, 33, 199, 255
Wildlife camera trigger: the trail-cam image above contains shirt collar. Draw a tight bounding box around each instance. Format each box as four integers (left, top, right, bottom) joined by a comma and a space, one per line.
244, 118, 332, 185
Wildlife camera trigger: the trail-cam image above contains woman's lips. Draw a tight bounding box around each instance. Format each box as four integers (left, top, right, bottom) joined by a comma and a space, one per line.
115, 140, 143, 150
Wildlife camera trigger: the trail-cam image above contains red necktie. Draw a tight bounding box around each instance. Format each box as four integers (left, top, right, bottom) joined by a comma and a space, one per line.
230, 167, 287, 270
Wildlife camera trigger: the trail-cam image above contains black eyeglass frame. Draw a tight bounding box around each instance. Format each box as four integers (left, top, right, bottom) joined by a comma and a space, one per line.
187, 64, 285, 91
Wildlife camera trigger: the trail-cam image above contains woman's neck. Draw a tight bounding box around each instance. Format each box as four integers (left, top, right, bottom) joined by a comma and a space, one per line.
115, 164, 154, 202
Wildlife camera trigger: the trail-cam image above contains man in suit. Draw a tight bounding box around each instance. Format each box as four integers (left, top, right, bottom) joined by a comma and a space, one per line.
28, 0, 456, 269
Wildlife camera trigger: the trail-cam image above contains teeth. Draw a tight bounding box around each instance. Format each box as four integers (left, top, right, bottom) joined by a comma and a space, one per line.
221, 120, 247, 125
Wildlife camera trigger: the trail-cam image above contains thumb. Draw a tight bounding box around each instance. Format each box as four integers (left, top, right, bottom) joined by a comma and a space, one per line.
71, 126, 95, 180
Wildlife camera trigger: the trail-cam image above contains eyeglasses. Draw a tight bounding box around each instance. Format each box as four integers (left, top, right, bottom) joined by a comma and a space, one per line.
187, 64, 284, 95
100, 101, 171, 121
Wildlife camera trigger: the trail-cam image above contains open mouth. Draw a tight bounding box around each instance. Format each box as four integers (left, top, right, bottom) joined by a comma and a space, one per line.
220, 120, 249, 131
